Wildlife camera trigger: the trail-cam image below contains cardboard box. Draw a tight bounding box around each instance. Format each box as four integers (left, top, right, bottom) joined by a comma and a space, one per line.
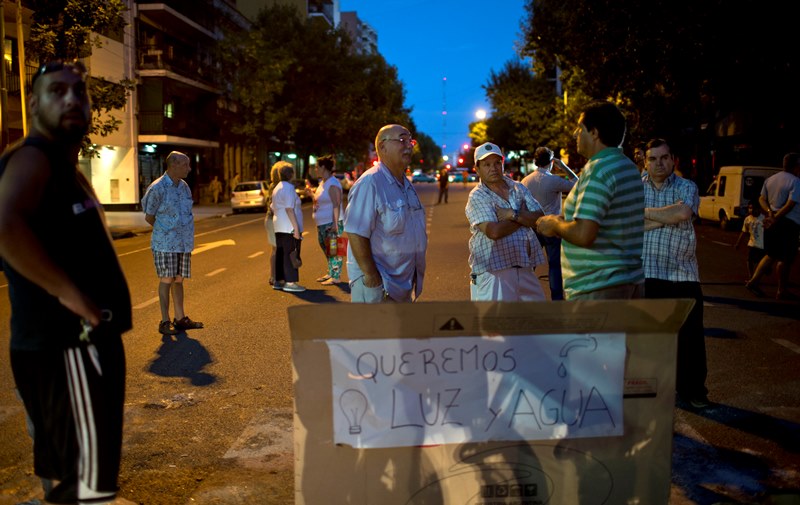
290, 299, 692, 505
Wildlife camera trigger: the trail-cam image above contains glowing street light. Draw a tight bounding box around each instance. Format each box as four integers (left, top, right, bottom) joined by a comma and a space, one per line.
475, 108, 487, 120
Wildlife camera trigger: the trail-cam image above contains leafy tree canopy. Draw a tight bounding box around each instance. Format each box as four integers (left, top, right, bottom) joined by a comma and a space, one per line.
24, 0, 131, 156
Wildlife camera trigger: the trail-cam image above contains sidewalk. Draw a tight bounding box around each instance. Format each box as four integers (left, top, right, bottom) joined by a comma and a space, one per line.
105, 203, 232, 239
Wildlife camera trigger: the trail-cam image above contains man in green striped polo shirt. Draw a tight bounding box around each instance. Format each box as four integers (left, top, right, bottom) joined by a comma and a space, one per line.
536, 101, 645, 299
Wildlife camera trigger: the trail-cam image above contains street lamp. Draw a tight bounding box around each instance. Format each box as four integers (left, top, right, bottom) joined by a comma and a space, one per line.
475, 109, 487, 120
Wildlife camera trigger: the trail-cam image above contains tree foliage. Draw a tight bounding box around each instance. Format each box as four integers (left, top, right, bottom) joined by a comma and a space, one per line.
518, 0, 800, 168
24, 0, 131, 156
217, 5, 413, 169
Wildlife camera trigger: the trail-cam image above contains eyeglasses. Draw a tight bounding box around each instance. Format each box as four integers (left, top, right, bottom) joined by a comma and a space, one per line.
383, 137, 417, 147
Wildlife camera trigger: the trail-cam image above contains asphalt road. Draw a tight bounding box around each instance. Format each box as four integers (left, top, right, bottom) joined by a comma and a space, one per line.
0, 181, 798, 504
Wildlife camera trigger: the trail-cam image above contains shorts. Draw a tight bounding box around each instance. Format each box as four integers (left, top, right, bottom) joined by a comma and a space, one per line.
11, 337, 126, 504
153, 251, 192, 279
469, 267, 545, 302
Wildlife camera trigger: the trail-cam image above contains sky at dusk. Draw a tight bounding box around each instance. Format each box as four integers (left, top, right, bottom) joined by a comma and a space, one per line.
339, 0, 528, 158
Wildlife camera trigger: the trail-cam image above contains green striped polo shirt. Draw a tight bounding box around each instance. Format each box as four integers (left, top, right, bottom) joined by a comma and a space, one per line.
562, 147, 644, 298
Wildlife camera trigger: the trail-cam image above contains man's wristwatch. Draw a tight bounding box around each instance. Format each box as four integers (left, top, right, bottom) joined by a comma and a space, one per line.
512, 209, 519, 222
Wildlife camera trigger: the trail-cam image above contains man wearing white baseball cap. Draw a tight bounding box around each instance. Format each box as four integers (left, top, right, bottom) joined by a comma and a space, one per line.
465, 142, 547, 301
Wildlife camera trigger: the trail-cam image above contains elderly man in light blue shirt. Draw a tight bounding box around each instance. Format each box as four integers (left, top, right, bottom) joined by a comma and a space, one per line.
344, 124, 427, 302
142, 151, 203, 334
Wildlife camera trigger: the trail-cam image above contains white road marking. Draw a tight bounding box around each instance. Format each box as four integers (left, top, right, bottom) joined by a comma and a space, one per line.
133, 297, 158, 309
192, 239, 236, 255
118, 217, 263, 257
712, 240, 731, 246
774, 339, 800, 354
205, 268, 226, 277
248, 251, 265, 258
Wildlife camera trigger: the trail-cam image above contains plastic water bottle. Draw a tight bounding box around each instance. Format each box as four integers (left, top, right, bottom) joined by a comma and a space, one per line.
329, 236, 337, 256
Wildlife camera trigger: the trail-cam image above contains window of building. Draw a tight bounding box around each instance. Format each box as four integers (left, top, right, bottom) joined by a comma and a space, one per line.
164, 102, 174, 119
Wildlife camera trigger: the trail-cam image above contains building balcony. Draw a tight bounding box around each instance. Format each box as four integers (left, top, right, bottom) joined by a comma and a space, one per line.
137, 44, 216, 88
138, 110, 218, 140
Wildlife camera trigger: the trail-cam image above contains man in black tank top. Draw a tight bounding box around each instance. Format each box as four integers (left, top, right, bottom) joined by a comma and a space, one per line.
0, 60, 132, 504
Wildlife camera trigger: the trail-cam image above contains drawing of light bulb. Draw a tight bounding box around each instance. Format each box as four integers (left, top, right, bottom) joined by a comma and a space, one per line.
557, 336, 598, 378
339, 389, 368, 435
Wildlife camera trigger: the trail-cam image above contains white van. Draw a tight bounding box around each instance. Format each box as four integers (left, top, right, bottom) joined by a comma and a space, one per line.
698, 166, 781, 229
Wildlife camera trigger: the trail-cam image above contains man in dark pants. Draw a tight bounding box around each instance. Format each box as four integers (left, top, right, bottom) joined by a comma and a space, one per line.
642, 138, 709, 409
0, 60, 133, 503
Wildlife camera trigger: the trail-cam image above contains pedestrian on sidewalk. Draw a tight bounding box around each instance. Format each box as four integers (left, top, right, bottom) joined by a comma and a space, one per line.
642, 138, 709, 409
521, 146, 578, 300
0, 60, 132, 504
209, 175, 222, 204
745, 152, 800, 300
142, 151, 204, 335
734, 203, 765, 279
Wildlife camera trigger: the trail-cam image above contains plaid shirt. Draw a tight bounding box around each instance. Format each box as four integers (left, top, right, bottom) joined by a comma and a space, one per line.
466, 176, 545, 275
642, 172, 700, 282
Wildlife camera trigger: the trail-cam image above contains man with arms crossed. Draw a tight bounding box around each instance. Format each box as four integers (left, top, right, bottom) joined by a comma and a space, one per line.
344, 124, 427, 302
642, 138, 709, 409
0, 60, 132, 504
467, 142, 546, 301
536, 101, 645, 300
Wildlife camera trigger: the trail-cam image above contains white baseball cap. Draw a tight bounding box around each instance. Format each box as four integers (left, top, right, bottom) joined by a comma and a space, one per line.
474, 142, 504, 163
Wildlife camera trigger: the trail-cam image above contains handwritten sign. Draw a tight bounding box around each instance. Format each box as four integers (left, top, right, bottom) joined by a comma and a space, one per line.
326, 333, 625, 448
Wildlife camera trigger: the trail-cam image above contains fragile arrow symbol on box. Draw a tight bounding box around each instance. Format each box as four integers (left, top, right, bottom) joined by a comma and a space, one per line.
193, 239, 236, 255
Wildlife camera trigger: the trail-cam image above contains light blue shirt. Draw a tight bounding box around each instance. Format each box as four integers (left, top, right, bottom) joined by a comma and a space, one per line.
521, 166, 576, 216
761, 171, 800, 225
344, 162, 427, 301
142, 174, 195, 253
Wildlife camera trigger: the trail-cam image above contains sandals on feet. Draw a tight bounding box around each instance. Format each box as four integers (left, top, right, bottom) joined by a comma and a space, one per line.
316, 274, 331, 283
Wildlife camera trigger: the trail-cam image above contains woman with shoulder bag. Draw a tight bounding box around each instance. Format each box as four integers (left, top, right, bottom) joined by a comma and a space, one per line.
264, 163, 282, 286
270, 161, 306, 292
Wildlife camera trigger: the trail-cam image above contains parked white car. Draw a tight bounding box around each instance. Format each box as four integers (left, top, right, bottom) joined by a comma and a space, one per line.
230, 180, 268, 213
698, 166, 781, 229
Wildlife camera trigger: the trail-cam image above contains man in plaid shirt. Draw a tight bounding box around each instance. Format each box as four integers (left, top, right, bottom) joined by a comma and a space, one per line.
466, 142, 546, 301
642, 138, 709, 410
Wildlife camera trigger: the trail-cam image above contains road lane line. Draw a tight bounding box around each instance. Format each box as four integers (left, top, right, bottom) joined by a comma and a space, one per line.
206, 268, 226, 277
774, 339, 800, 354
117, 217, 264, 257
133, 297, 158, 309
711, 240, 731, 246
248, 251, 265, 258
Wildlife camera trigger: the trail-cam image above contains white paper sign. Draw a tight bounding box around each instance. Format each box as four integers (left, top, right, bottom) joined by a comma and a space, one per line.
326, 333, 625, 448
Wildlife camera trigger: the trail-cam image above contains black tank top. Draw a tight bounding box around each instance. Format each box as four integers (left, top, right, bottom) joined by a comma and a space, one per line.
0, 137, 132, 350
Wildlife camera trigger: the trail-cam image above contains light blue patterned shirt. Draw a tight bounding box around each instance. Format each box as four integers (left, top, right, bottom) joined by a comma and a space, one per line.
142, 174, 195, 253
466, 176, 546, 275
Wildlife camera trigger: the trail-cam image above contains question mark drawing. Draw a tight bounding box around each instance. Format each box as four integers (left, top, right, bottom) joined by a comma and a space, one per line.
339, 389, 369, 435
557, 336, 598, 378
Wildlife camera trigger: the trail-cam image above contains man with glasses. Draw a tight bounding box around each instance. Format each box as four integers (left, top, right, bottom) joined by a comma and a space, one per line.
343, 124, 427, 302
0, 60, 132, 504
